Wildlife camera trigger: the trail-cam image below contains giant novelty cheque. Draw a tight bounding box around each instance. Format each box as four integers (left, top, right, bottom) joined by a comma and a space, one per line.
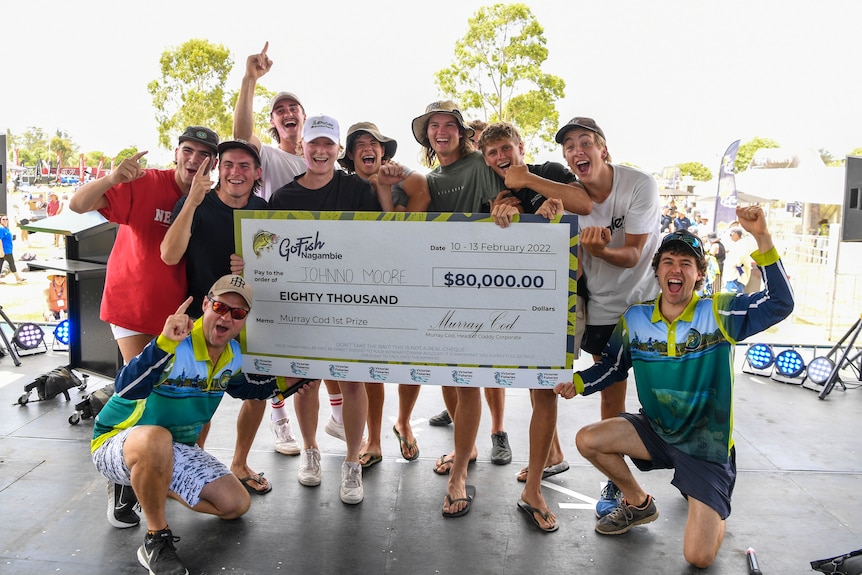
236, 211, 578, 389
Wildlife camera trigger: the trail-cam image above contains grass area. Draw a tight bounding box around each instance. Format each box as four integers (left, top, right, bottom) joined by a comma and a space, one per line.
0, 231, 68, 324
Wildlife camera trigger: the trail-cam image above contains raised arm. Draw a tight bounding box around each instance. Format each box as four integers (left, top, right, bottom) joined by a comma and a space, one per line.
233, 42, 272, 150
69, 151, 147, 213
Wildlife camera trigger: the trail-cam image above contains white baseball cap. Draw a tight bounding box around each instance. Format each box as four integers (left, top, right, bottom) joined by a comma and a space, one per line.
302, 115, 340, 145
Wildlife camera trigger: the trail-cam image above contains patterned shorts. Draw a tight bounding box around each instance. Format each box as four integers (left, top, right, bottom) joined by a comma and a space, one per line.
92, 427, 231, 507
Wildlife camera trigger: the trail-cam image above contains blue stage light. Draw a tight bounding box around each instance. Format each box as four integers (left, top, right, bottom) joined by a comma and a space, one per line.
806, 356, 835, 385
53, 320, 71, 345
775, 349, 806, 378
746, 343, 775, 370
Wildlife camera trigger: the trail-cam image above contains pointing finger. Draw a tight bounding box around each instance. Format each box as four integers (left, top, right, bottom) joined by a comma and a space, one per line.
131, 151, 148, 162
261, 41, 268, 55
175, 296, 193, 315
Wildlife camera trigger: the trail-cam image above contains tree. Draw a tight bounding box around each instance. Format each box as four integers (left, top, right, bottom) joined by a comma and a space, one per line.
434, 3, 565, 156
148, 39, 235, 151
734, 137, 780, 173
677, 161, 712, 181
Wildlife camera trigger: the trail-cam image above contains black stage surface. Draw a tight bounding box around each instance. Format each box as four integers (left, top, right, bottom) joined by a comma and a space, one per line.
1, 337, 860, 574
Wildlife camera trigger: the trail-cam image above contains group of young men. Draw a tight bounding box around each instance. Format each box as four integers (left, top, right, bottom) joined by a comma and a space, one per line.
73, 41, 794, 575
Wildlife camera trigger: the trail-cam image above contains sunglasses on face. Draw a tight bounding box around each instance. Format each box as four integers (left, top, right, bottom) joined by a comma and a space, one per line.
207, 295, 249, 320
661, 231, 705, 258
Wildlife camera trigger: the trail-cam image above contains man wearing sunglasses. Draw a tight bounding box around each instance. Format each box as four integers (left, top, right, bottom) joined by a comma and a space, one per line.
555, 206, 793, 568
91, 275, 309, 575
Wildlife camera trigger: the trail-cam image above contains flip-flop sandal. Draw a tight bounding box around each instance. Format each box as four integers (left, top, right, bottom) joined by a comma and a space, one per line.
434, 453, 477, 475
360, 452, 383, 468
393, 426, 419, 461
517, 460, 570, 482
442, 485, 476, 518
517, 498, 558, 532
239, 473, 272, 495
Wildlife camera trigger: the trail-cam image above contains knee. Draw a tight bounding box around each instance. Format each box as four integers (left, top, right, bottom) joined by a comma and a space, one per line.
220, 495, 251, 520
126, 426, 173, 467
575, 424, 599, 458
684, 545, 717, 569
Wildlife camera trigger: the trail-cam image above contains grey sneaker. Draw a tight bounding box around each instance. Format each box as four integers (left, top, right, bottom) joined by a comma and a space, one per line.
595, 495, 659, 535
429, 409, 452, 427
340, 461, 364, 504
490, 431, 512, 465
271, 417, 300, 455
298, 447, 322, 486
107, 482, 140, 529
136, 528, 188, 575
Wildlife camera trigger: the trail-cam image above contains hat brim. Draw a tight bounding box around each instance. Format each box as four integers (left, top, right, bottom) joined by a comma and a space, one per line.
554, 122, 603, 144
411, 111, 474, 146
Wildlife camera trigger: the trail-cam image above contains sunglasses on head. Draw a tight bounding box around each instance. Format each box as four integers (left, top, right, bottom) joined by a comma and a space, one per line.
661, 231, 705, 258
207, 295, 249, 320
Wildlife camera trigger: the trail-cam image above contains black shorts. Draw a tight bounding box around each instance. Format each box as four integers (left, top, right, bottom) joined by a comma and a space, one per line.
621, 411, 736, 519
580, 324, 616, 356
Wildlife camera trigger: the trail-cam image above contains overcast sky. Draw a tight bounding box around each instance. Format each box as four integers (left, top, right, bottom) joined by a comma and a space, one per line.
3, 0, 861, 175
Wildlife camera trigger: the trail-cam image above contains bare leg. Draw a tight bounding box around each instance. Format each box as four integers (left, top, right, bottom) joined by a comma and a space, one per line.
362, 382, 384, 461
484, 387, 506, 434
230, 399, 268, 491
116, 333, 156, 364
443, 387, 481, 515
124, 426, 174, 531
519, 389, 557, 530
294, 379, 322, 449
394, 384, 421, 459
594, 354, 627, 420
683, 497, 726, 568
576, 418, 650, 504
338, 381, 367, 464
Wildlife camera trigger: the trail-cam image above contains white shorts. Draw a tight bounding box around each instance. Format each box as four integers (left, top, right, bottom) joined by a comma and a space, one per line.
92, 428, 231, 507
110, 324, 149, 340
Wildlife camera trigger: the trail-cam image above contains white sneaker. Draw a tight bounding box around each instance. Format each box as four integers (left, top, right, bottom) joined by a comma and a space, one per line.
340, 461, 363, 504
324, 416, 346, 442
324, 415, 367, 443
298, 448, 321, 486
271, 418, 300, 455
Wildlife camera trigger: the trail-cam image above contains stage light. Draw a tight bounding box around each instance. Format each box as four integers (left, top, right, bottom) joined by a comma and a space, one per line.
774, 349, 806, 378
12, 323, 45, 350
806, 357, 836, 385
746, 343, 775, 370
53, 320, 70, 346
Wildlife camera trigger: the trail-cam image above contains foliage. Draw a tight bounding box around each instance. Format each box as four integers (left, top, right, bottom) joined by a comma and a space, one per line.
734, 137, 780, 173
434, 3, 565, 156
677, 161, 712, 181
147, 39, 235, 150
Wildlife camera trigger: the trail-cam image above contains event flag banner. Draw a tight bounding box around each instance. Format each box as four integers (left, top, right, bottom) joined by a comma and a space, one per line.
715, 139, 741, 230
235, 211, 578, 389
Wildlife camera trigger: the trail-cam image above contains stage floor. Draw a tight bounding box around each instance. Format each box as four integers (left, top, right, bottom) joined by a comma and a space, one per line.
1, 338, 860, 574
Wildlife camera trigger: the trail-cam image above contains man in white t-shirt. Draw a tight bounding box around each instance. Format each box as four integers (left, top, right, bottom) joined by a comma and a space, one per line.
555, 117, 661, 518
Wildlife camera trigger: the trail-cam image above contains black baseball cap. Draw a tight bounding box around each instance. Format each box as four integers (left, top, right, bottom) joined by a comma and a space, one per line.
554, 117, 606, 144
217, 139, 261, 165
178, 126, 219, 155
658, 230, 705, 259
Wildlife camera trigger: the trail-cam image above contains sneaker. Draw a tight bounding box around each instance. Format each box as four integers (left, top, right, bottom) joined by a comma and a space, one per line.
490, 431, 512, 465
324, 415, 367, 443
107, 482, 140, 529
429, 409, 452, 427
298, 447, 321, 486
324, 416, 346, 442
595, 495, 659, 535
137, 528, 188, 575
271, 417, 300, 455
596, 480, 623, 518
340, 461, 364, 504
